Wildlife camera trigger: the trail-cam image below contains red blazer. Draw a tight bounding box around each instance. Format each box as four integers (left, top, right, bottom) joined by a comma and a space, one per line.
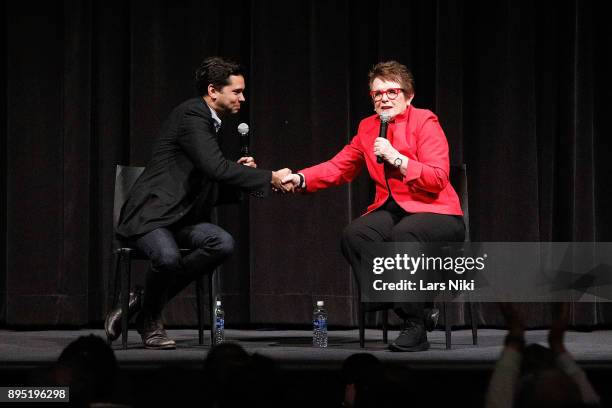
300, 105, 463, 216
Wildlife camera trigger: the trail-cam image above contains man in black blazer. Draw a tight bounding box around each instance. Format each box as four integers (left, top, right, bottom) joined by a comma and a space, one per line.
105, 57, 291, 349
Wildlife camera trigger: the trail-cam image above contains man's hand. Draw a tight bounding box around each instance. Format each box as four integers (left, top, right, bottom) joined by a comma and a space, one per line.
238, 156, 257, 168
271, 168, 294, 193
373, 137, 399, 162
282, 174, 301, 190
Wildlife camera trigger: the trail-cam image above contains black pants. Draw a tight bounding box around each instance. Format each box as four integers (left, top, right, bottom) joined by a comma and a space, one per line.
134, 222, 234, 317
341, 199, 465, 323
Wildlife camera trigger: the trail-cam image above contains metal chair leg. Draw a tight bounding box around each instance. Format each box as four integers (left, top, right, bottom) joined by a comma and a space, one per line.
443, 302, 451, 350
107, 250, 122, 346
196, 276, 205, 345
358, 302, 365, 348
468, 302, 478, 345
120, 249, 132, 350
382, 309, 389, 344
208, 272, 215, 346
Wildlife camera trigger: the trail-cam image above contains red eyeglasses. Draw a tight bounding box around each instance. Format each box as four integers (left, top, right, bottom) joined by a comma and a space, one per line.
370, 88, 404, 101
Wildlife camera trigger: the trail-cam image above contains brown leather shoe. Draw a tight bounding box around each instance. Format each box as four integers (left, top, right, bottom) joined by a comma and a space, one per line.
136, 313, 176, 350
105, 288, 143, 342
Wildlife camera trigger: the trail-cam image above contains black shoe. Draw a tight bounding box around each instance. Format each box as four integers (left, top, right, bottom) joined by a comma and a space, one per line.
424, 307, 440, 332
136, 313, 176, 350
389, 322, 429, 352
105, 288, 143, 342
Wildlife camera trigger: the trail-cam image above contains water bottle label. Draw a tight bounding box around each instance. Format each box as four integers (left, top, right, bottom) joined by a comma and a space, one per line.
215, 318, 224, 328
314, 317, 327, 330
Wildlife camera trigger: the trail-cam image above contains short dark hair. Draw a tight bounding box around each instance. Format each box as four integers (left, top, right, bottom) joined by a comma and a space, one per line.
56, 335, 118, 403
195, 56, 246, 96
368, 60, 415, 97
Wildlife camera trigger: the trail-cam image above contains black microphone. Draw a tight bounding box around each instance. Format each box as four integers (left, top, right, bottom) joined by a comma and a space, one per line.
238, 123, 250, 156
376, 112, 391, 163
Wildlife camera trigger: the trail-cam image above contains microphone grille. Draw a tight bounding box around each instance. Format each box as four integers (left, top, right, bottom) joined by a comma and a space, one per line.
379, 112, 391, 123
237, 123, 249, 135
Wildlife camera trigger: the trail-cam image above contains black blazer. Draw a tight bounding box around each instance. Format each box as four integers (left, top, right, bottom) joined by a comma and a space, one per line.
116, 97, 272, 238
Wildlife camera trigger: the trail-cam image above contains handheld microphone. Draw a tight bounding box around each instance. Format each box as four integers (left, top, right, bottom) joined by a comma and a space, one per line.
376, 112, 391, 163
237, 123, 250, 156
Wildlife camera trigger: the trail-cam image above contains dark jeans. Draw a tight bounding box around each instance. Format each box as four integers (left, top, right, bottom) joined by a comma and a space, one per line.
134, 222, 234, 316
341, 199, 465, 323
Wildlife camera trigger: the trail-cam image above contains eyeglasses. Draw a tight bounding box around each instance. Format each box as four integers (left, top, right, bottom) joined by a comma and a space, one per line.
370, 88, 404, 101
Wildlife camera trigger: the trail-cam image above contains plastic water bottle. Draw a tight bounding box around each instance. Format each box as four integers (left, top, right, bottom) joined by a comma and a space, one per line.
312, 300, 328, 348
214, 300, 225, 345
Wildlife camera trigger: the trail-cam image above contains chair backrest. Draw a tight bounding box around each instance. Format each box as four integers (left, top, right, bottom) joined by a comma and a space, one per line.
113, 165, 145, 229
450, 164, 470, 242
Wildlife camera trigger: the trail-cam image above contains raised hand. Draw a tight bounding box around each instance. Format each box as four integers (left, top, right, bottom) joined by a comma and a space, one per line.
498, 302, 525, 334
548, 302, 570, 354
373, 137, 398, 162
498, 302, 525, 351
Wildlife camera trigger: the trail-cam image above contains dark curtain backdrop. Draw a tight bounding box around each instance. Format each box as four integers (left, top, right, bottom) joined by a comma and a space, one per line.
3, 0, 612, 327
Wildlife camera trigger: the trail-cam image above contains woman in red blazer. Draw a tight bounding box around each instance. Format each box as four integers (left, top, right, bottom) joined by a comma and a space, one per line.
284, 61, 465, 352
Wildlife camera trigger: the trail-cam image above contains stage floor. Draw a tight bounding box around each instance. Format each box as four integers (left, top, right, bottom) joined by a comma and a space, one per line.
3, 328, 612, 407
2, 328, 612, 370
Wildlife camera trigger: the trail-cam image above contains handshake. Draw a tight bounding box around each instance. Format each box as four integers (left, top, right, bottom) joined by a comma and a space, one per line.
271, 168, 303, 194
238, 157, 302, 194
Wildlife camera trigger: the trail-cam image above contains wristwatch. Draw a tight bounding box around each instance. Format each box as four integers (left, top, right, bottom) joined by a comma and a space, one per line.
393, 157, 403, 168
